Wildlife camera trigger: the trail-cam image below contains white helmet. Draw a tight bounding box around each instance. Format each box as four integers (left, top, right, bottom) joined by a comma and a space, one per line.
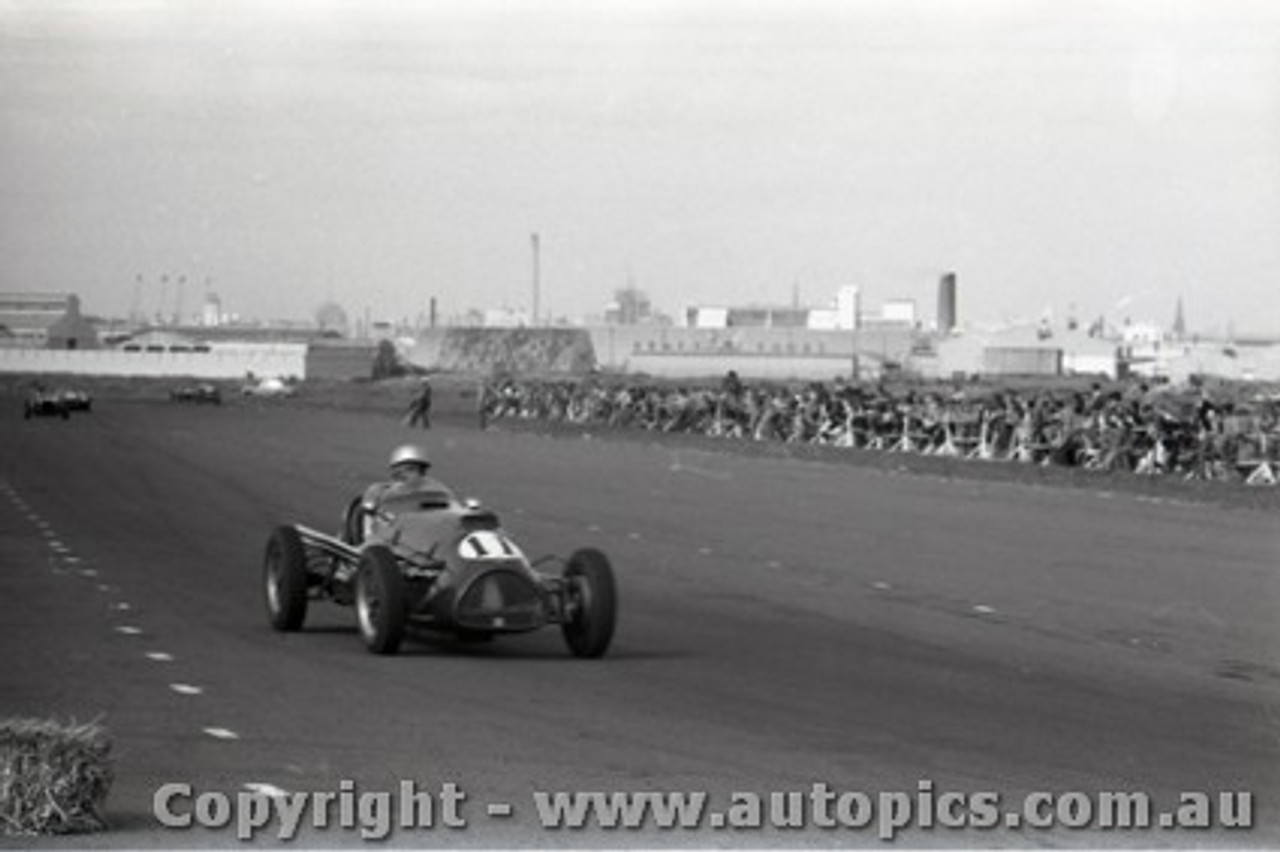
388, 444, 431, 472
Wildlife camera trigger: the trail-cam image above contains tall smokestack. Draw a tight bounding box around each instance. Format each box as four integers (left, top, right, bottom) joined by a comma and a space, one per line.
938, 272, 957, 333
531, 232, 541, 327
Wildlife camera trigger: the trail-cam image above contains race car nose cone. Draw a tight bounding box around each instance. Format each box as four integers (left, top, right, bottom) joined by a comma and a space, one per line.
479, 576, 505, 612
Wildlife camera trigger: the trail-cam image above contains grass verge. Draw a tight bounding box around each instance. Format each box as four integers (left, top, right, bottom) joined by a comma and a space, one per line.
0, 717, 113, 836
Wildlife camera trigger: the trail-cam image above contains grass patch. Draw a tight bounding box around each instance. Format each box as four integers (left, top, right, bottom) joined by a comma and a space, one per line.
0, 718, 113, 835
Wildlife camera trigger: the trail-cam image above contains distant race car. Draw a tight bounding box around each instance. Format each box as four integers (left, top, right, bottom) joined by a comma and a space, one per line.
170, 382, 222, 404
24, 388, 70, 420
57, 388, 92, 412
262, 481, 618, 657
241, 376, 296, 398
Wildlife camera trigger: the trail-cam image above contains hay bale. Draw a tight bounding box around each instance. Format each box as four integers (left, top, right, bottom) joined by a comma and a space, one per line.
0, 718, 113, 835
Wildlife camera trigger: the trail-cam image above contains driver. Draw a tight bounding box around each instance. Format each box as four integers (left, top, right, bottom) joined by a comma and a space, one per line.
363, 443, 438, 510
345, 444, 444, 547
351, 444, 452, 541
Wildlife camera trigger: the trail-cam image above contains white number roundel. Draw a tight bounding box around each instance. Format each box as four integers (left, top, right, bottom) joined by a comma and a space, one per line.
457, 531, 522, 561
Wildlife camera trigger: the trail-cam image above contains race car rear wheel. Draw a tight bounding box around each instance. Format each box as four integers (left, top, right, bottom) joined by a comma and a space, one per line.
561, 548, 617, 658
264, 525, 308, 631
356, 546, 407, 655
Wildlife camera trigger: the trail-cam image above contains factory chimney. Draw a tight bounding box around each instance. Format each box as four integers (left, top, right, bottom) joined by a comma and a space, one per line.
938, 272, 957, 334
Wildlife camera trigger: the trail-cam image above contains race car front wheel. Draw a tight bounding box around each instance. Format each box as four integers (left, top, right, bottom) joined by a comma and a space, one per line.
561, 548, 617, 658
356, 546, 407, 655
264, 526, 308, 631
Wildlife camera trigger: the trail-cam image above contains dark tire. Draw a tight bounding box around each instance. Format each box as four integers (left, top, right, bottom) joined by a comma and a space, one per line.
456, 629, 494, 644
60, 407, 69, 420
342, 496, 367, 546
561, 548, 617, 658
264, 525, 308, 631
356, 546, 407, 655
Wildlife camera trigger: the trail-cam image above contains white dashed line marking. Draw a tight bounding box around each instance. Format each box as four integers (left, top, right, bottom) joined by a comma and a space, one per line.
698, 547, 713, 555
587, 524, 602, 532
243, 783, 289, 799
170, 684, 204, 696
79, 569, 98, 577
115, 625, 143, 636
97, 584, 112, 592
203, 727, 239, 740
766, 560, 782, 569
872, 581, 892, 591
972, 604, 997, 615
627, 532, 642, 540
63, 555, 81, 564
146, 652, 175, 662
113, 602, 132, 611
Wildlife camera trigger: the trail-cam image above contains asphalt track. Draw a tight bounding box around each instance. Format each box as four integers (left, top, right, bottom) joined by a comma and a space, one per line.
1, 395, 1277, 848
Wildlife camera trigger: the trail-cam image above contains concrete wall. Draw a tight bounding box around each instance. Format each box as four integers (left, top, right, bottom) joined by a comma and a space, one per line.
612, 352, 862, 381
585, 325, 914, 370
306, 342, 377, 381
982, 347, 1063, 376
407, 328, 595, 374
0, 344, 308, 379
403, 325, 915, 380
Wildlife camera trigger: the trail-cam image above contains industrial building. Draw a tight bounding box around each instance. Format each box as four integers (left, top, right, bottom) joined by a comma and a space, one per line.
0, 292, 100, 349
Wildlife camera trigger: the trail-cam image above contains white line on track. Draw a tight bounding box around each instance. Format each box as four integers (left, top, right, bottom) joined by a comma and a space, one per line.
62, 555, 81, 564
203, 727, 239, 740
170, 683, 204, 695
698, 547, 713, 555
115, 625, 143, 635
972, 604, 997, 615
243, 783, 289, 798
871, 581, 892, 591
146, 651, 175, 662
79, 568, 98, 577
627, 532, 642, 540
112, 602, 132, 611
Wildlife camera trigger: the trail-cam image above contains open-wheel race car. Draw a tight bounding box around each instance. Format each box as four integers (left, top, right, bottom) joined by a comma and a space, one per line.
170, 382, 222, 404
24, 388, 70, 419
262, 480, 617, 657
57, 388, 92, 412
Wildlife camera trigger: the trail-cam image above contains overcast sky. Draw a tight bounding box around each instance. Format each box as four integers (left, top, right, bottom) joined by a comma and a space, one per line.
2, 0, 1278, 336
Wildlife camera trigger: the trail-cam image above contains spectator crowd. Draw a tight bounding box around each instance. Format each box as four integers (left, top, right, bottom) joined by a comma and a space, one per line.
478, 373, 1280, 486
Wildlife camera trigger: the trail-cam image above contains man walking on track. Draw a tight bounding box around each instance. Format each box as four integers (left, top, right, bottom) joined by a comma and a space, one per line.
405, 377, 433, 429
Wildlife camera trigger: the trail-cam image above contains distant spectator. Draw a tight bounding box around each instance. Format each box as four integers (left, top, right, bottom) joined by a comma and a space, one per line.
405, 378, 433, 429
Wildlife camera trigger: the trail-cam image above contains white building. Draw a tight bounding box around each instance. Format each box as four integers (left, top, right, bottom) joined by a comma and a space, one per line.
881, 299, 917, 326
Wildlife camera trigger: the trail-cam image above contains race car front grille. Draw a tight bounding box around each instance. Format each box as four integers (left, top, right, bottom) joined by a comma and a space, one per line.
455, 570, 543, 630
